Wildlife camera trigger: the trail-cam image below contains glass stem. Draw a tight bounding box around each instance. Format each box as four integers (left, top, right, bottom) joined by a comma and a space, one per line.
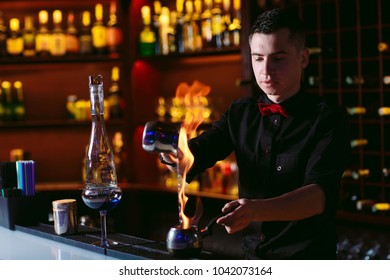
99, 210, 109, 247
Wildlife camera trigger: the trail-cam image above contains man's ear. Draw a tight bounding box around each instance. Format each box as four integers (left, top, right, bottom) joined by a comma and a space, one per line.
301, 48, 310, 69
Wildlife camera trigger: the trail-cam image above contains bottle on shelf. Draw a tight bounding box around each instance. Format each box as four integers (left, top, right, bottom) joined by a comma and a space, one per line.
50, 10, 67, 56
167, 11, 177, 53
139, 5, 156, 56
192, 0, 203, 50
222, 0, 231, 47
182, 0, 196, 52
350, 138, 368, 148
159, 6, 170, 55
383, 76, 390, 85
229, 0, 241, 47
201, 0, 213, 49
79, 11, 93, 55
107, 66, 123, 119
6, 18, 23, 56
152, 1, 162, 55
92, 3, 107, 55
343, 169, 370, 180
345, 75, 365, 86
12, 81, 25, 120
378, 42, 388, 53
378, 107, 390, 116
0, 11, 7, 56
175, 0, 185, 53
65, 11, 80, 55
1, 81, 13, 120
22, 15, 36, 57
106, 0, 122, 57
35, 10, 51, 56
308, 47, 322, 55
211, 0, 223, 49
346, 107, 366, 116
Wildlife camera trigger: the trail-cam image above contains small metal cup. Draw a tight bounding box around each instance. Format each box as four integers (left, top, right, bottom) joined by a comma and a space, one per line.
142, 120, 182, 154
52, 199, 77, 235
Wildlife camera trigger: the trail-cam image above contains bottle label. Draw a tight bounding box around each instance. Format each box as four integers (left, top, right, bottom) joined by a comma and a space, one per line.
35, 33, 51, 52
6, 38, 24, 55
51, 34, 67, 55
92, 26, 107, 48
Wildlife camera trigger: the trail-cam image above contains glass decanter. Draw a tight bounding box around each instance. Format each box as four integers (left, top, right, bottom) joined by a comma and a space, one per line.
81, 74, 122, 247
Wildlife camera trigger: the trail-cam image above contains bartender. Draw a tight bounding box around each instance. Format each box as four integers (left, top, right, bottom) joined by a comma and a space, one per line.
160, 8, 350, 259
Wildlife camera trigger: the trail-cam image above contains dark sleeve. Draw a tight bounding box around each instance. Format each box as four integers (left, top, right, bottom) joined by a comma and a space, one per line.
303, 104, 351, 215
186, 113, 235, 183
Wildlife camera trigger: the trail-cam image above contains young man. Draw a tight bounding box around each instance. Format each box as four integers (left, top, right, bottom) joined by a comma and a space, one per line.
160, 8, 350, 259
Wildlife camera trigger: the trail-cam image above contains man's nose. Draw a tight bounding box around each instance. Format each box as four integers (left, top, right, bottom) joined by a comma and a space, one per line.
262, 59, 273, 75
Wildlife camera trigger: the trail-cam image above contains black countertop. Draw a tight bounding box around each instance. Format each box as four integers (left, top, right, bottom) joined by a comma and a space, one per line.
15, 223, 229, 260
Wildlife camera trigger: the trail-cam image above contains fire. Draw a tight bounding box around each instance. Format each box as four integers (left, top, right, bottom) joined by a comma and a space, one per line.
175, 80, 211, 229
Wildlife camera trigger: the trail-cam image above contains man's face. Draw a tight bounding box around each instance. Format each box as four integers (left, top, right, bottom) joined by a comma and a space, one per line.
250, 28, 309, 103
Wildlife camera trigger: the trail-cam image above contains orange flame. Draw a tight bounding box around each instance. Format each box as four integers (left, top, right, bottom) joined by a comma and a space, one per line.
176, 80, 210, 229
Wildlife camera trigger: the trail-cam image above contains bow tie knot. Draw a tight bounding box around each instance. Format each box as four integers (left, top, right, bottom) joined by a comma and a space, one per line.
258, 103, 289, 118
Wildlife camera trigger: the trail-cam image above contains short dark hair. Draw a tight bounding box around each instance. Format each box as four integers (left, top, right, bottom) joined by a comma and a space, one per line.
249, 8, 306, 50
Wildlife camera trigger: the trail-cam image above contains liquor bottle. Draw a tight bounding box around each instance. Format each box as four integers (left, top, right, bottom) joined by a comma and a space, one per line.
378, 42, 388, 53
6, 18, 24, 56
192, 0, 203, 50
383, 76, 390, 85
152, 1, 162, 55
106, 0, 122, 57
211, 0, 223, 49
107, 66, 123, 118
12, 81, 25, 120
378, 107, 390, 116
22, 15, 36, 57
92, 3, 107, 55
201, 0, 213, 49
230, 0, 241, 46
65, 11, 80, 55
345, 75, 364, 86
1, 81, 13, 120
343, 169, 370, 180
85, 74, 118, 190
50, 10, 67, 56
35, 10, 51, 56
183, 0, 196, 52
159, 6, 170, 55
139, 5, 156, 56
346, 106, 366, 116
0, 11, 7, 56
168, 11, 177, 53
222, 0, 231, 47
79, 11, 93, 55
350, 138, 368, 148
175, 0, 185, 53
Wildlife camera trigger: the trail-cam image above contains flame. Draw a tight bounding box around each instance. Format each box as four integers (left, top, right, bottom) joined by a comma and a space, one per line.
176, 80, 210, 229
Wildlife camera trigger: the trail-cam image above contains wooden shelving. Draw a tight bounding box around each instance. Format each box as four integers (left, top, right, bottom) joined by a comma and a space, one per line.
296, 0, 390, 216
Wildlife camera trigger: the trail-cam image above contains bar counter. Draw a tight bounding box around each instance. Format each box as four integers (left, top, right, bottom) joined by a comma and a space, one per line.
0, 223, 225, 260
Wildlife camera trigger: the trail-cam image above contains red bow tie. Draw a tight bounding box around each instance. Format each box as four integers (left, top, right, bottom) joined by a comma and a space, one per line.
258, 103, 289, 118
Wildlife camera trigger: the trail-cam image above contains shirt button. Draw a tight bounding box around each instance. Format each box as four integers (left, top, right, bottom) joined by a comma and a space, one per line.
276, 165, 282, 171
259, 234, 266, 241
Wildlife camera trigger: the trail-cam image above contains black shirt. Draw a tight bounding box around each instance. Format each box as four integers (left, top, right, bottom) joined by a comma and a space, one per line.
187, 90, 351, 259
